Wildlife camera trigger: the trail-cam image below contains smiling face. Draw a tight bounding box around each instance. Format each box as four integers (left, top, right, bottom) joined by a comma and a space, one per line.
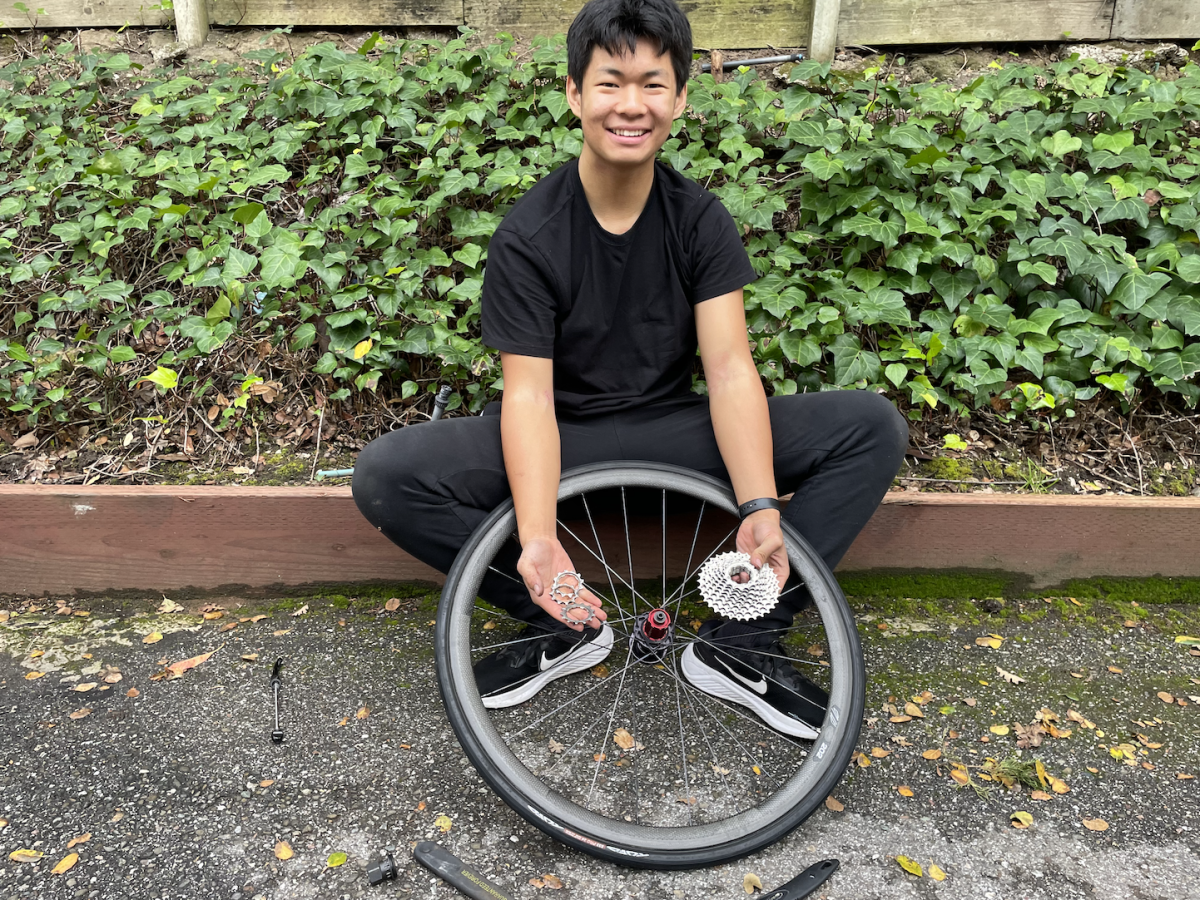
566, 38, 688, 175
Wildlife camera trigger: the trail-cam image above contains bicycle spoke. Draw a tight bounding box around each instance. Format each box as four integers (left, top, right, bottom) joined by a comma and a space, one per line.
499, 649, 640, 743
580, 493, 637, 632
588, 637, 637, 808
621, 487, 639, 619
558, 515, 643, 628
671, 652, 695, 824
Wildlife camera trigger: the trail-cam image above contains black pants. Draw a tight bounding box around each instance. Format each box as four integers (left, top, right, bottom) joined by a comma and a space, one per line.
352, 391, 907, 628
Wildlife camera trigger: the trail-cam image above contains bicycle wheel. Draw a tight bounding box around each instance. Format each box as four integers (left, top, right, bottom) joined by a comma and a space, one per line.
434, 461, 864, 869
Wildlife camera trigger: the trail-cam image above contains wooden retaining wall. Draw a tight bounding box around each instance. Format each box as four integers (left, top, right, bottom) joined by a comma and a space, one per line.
17, 0, 1197, 51
2, 484, 1198, 596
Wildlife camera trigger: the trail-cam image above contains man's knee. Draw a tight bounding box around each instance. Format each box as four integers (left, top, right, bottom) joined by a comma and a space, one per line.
352, 430, 419, 522
860, 391, 909, 459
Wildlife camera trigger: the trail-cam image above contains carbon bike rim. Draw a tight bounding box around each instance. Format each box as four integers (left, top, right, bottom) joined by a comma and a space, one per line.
435, 462, 864, 867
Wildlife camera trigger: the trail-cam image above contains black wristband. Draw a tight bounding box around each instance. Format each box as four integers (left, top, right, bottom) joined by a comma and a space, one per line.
737, 497, 782, 519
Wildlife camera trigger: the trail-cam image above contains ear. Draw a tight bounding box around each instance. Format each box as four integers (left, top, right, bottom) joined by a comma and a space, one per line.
567, 75, 583, 117
672, 83, 688, 119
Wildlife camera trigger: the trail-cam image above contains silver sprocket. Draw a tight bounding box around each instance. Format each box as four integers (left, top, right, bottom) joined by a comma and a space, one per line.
697, 552, 781, 621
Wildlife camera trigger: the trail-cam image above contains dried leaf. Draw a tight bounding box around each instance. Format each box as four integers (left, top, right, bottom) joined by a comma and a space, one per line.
202, 610, 224, 620
889, 715, 912, 723
24, 671, 44, 680
74, 682, 97, 693
102, 670, 123, 684
904, 702, 925, 718
897, 785, 914, 797
165, 651, 213, 679
891, 735, 913, 748
854, 751, 871, 768
950, 766, 970, 786
824, 795, 844, 812
482, 620, 496, 630
126, 688, 140, 698
1177, 773, 1195, 780
219, 622, 237, 633
9, 849, 43, 863
272, 629, 290, 636
1031, 790, 1052, 801
591, 663, 609, 678
1157, 691, 1175, 704
548, 739, 564, 753
356, 706, 369, 719
1108, 666, 1124, 673
997, 667, 1025, 684
1048, 775, 1071, 794
259, 779, 275, 787
158, 598, 184, 614
542, 873, 564, 889
327, 851, 347, 868
291, 604, 309, 617
896, 855, 923, 877
613, 728, 635, 750
241, 653, 259, 662
434, 814, 452, 833
711, 764, 731, 775
67, 833, 91, 849
922, 749, 942, 760
928, 863, 947, 882
1082, 818, 1109, 832
870, 747, 891, 758
743, 872, 763, 894
68, 708, 91, 720
989, 724, 1010, 736
51, 853, 78, 875
142, 632, 163, 644
1173, 636, 1200, 645
1011, 811, 1033, 829
385, 598, 401, 612
975, 635, 1003, 649
274, 841, 293, 860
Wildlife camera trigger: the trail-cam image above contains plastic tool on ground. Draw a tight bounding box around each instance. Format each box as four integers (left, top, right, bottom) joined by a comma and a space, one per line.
761, 859, 840, 900
270, 657, 284, 744
413, 842, 515, 900
366, 850, 398, 885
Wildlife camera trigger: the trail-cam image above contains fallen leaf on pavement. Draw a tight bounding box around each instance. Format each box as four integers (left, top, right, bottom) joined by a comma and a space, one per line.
889, 715, 912, 723
975, 635, 1003, 649
68, 708, 91, 720
1108, 666, 1123, 674
1175, 636, 1200, 645
74, 683, 97, 693
1048, 775, 1070, 794
51, 853, 78, 875
1011, 811, 1033, 829
1031, 790, 1052, 801
950, 766, 970, 786
1177, 773, 1194, 780
272, 629, 290, 636
291, 605, 309, 617
548, 739, 564, 753
67, 833, 90, 849
158, 598, 184, 614
202, 611, 223, 620
434, 815, 452, 833
896, 856, 923, 877
898, 785, 914, 797
928, 863, 947, 881
126, 688, 139, 698
327, 852, 347, 868
743, 872, 763, 894
241, 654, 259, 662
990, 724, 1010, 736
219, 623, 237, 633
542, 873, 564, 889
870, 747, 891, 758
9, 849, 43, 862
385, 598, 401, 612
922, 749, 942, 760
356, 706, 369, 719
904, 702, 925, 718
613, 728, 635, 750
166, 651, 214, 679
24, 671, 44, 680
260, 779, 275, 787
1083, 818, 1109, 832
997, 667, 1025, 684
1157, 692, 1174, 703
142, 632, 163, 644
274, 841, 293, 860
854, 752, 870, 768
825, 796, 844, 812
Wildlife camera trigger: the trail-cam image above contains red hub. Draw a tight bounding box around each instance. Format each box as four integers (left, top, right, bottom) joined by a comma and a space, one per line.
642, 608, 671, 642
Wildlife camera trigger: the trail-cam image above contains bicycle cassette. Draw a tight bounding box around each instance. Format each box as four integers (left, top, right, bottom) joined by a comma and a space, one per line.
697, 552, 781, 621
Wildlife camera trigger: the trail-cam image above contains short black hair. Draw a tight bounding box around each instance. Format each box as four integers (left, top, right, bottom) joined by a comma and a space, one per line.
567, 0, 692, 95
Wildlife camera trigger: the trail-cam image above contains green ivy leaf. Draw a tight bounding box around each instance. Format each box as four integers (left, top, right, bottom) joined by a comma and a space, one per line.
1110, 270, 1171, 312
1176, 256, 1200, 284
1041, 130, 1083, 159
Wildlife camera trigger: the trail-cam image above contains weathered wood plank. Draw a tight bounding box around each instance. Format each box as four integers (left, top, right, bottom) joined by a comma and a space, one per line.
837, 0, 1115, 46
808, 0, 842, 62
15, 0, 462, 30
1112, 0, 1200, 40
463, 0, 815, 51
3, 485, 1199, 596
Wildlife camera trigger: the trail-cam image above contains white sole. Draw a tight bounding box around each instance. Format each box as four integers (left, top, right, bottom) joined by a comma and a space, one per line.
482, 624, 614, 709
680, 643, 821, 740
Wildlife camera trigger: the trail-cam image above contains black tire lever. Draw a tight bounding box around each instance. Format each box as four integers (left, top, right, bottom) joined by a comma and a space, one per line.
760, 858, 840, 900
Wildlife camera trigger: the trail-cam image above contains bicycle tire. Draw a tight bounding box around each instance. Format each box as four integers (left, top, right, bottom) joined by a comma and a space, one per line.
434, 461, 865, 869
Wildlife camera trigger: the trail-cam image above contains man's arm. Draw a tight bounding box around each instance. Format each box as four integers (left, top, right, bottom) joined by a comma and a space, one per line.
694, 290, 788, 583
499, 351, 606, 629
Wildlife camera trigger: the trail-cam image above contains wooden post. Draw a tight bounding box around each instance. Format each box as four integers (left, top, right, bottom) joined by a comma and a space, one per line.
807, 0, 841, 63
174, 0, 208, 48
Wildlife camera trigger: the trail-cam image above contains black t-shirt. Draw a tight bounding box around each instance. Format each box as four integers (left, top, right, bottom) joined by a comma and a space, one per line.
481, 159, 757, 418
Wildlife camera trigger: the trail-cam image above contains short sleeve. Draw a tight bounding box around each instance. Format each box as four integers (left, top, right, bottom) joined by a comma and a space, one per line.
689, 199, 757, 304
481, 229, 560, 358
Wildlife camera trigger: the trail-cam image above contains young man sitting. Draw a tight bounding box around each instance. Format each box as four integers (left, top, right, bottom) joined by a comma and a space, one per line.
352, 0, 907, 738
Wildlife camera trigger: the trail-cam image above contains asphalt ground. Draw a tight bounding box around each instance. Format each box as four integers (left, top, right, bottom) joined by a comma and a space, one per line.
1, 589, 1198, 900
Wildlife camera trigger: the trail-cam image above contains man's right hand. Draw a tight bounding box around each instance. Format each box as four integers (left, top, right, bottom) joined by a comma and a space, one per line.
516, 536, 607, 631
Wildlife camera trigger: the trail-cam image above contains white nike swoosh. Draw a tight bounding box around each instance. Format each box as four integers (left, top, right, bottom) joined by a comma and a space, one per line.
718, 657, 767, 695
540, 646, 575, 670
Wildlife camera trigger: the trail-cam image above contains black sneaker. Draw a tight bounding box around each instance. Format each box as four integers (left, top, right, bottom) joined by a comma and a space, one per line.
681, 620, 827, 739
474, 623, 614, 709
